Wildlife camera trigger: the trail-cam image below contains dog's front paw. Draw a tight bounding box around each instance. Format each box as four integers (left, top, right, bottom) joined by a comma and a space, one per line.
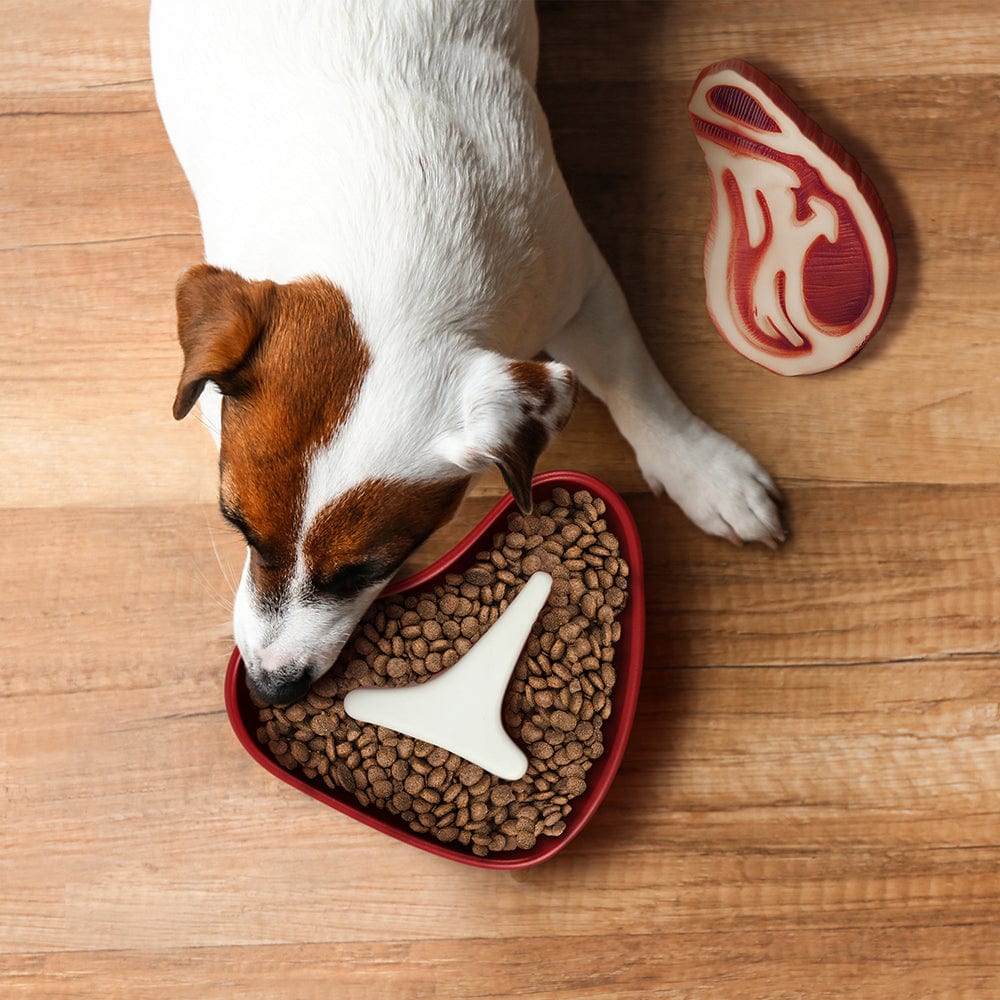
641, 425, 786, 548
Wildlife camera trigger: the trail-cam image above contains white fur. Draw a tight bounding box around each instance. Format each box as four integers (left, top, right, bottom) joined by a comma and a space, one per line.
151, 0, 784, 695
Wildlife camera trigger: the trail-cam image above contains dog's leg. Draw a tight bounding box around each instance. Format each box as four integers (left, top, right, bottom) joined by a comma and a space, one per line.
544, 246, 785, 546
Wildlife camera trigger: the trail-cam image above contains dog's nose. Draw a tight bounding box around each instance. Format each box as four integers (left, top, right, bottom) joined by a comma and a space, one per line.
245, 666, 312, 707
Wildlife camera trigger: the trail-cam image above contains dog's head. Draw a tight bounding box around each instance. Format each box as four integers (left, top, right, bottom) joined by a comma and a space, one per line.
173, 265, 577, 704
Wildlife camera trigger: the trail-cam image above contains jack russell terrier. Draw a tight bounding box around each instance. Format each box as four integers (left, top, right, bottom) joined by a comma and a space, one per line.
150, 0, 785, 705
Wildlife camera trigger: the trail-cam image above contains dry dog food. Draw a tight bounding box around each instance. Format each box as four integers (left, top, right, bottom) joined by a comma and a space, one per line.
253, 488, 629, 856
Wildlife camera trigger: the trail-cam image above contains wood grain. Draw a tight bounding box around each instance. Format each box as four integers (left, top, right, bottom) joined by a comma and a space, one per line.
1, 1, 998, 997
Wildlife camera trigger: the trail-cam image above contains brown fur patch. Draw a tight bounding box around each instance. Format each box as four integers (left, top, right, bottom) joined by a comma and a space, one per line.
507, 360, 557, 412
207, 273, 371, 601
304, 477, 470, 594
507, 359, 579, 431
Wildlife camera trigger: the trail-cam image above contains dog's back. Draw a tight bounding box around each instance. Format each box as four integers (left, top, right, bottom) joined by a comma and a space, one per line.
150, 0, 590, 358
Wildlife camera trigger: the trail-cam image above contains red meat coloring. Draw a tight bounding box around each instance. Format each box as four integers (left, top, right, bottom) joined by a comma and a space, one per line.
689, 60, 896, 375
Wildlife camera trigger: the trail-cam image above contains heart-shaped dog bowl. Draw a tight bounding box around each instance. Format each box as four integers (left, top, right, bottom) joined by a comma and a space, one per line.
225, 470, 645, 869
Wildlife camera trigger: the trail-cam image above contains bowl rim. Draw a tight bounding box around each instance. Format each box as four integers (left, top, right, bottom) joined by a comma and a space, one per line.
224, 469, 645, 869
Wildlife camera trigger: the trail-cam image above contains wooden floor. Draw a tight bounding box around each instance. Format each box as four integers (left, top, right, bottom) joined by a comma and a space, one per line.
2, 1, 999, 996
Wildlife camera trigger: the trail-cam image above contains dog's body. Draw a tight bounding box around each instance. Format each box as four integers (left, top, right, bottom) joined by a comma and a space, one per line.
151, 0, 783, 703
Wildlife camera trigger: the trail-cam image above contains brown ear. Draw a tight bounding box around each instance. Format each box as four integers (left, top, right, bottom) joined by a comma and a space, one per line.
495, 360, 578, 514
439, 354, 578, 515
493, 419, 550, 515
172, 264, 276, 420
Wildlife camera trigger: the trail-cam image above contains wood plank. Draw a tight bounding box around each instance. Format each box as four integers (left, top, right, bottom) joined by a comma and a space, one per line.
0, 110, 192, 250
3, 222, 1000, 505
2, 925, 999, 1000
0, 2, 151, 94
639, 486, 1000, 668
3, 481, 999, 695
4, 75, 998, 507
535, 62, 1000, 490
1, 660, 996, 954
535, 0, 1000, 83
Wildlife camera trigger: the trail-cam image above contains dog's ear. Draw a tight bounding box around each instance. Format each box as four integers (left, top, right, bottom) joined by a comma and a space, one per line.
172, 264, 276, 420
439, 353, 578, 514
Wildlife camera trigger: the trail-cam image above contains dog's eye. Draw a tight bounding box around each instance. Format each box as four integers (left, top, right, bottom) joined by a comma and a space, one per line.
220, 501, 249, 535
314, 561, 387, 598
249, 546, 281, 574
220, 501, 281, 568
220, 500, 261, 547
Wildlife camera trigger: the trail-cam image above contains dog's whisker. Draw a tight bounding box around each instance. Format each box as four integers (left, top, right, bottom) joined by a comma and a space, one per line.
202, 511, 240, 598
190, 560, 235, 615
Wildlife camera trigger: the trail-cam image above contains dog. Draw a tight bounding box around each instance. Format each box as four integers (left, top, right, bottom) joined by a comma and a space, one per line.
150, 0, 784, 705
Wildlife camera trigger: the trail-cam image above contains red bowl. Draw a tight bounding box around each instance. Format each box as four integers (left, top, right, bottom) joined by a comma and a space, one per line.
224, 470, 645, 869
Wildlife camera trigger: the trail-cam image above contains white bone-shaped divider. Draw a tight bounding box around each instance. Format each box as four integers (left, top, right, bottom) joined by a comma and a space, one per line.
343, 572, 553, 782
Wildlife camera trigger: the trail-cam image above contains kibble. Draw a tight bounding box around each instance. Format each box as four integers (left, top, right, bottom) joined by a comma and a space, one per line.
253, 489, 628, 857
